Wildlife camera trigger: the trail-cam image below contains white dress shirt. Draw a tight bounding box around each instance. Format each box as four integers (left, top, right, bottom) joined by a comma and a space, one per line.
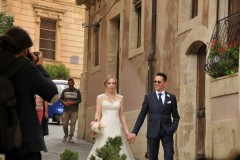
156, 91, 165, 104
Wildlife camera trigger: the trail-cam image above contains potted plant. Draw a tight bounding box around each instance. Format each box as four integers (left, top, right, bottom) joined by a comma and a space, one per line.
205, 38, 239, 78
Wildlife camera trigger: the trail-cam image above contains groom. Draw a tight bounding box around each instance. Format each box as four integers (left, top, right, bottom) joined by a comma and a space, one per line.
129, 72, 180, 160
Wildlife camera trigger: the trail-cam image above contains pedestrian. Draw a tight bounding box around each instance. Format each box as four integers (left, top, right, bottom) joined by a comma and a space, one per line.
35, 95, 49, 136
0, 26, 58, 160
60, 78, 81, 143
129, 72, 180, 160
35, 95, 48, 125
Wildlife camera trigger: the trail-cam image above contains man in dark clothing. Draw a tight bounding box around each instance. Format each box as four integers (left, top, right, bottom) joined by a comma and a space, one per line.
60, 78, 81, 143
130, 73, 180, 160
0, 26, 58, 160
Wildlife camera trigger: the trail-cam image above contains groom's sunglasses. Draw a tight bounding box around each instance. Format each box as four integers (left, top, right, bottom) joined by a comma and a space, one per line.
153, 80, 162, 84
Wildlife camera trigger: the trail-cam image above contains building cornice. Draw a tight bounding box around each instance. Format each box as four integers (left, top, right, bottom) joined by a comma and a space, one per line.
33, 4, 67, 26
76, 0, 104, 10
75, 0, 95, 10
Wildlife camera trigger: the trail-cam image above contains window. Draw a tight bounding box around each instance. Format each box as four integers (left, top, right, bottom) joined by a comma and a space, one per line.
133, 0, 142, 48
191, 0, 198, 18
93, 26, 100, 66
136, 7, 141, 48
129, 0, 144, 58
40, 19, 56, 59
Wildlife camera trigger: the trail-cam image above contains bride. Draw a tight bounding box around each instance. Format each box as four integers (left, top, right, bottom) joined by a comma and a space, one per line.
87, 75, 135, 160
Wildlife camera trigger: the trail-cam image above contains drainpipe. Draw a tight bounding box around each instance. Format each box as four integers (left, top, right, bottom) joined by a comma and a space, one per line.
146, 0, 157, 158
148, 0, 157, 93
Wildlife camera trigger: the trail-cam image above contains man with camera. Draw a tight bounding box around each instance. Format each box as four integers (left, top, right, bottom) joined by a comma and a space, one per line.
0, 26, 58, 160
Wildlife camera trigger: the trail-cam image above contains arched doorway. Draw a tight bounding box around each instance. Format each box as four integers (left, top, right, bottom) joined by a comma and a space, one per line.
186, 41, 207, 158
196, 44, 207, 158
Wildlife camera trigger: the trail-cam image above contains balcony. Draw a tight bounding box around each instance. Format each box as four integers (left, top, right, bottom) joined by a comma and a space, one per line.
205, 11, 240, 78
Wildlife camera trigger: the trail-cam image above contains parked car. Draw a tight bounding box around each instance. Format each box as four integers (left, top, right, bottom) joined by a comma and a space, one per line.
48, 80, 68, 124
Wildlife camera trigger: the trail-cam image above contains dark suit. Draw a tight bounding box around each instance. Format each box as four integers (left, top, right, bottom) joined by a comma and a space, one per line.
132, 91, 180, 160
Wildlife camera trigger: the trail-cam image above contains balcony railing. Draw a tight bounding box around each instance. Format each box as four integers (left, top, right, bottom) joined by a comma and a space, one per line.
205, 11, 240, 78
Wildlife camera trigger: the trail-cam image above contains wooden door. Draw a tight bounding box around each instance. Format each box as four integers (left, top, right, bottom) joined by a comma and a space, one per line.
196, 45, 206, 158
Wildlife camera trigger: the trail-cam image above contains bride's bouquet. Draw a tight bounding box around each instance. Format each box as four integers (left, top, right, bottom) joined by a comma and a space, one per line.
90, 121, 104, 134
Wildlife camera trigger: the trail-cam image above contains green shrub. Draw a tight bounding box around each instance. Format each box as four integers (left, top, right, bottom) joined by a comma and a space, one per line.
60, 149, 78, 160
89, 136, 127, 160
44, 64, 70, 80
0, 12, 14, 36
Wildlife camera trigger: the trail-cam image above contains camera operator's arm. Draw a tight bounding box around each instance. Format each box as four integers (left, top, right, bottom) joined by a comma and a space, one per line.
32, 51, 58, 104
35, 51, 43, 65
32, 52, 50, 78
37, 65, 50, 78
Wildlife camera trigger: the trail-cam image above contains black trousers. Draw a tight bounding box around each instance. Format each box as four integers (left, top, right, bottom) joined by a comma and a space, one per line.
148, 129, 174, 160
6, 152, 41, 160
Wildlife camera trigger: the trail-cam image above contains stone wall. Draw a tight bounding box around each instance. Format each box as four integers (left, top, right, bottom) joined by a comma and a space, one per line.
210, 75, 239, 159
78, 0, 240, 160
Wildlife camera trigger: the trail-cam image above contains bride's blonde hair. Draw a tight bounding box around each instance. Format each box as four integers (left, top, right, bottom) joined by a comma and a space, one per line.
103, 75, 117, 88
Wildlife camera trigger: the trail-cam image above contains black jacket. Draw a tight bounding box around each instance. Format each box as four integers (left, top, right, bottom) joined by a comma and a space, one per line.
0, 51, 58, 156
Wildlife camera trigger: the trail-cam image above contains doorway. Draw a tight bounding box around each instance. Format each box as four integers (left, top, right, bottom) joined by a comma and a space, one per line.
196, 44, 206, 158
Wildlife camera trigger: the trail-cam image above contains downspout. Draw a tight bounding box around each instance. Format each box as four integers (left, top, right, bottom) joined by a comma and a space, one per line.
148, 0, 157, 93
146, 0, 157, 158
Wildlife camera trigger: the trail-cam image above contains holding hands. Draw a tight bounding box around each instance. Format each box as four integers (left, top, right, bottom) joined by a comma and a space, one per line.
126, 133, 136, 143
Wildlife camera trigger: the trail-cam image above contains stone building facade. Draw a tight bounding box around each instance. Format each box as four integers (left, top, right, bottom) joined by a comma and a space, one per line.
77, 0, 240, 160
0, 0, 85, 86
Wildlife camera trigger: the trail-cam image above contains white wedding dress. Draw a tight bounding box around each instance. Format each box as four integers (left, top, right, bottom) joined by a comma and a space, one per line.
87, 94, 135, 160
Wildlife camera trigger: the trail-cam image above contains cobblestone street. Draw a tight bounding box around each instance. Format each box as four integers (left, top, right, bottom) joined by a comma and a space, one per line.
42, 121, 92, 160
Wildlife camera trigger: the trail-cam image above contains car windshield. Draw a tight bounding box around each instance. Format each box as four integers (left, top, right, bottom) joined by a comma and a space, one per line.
56, 84, 68, 94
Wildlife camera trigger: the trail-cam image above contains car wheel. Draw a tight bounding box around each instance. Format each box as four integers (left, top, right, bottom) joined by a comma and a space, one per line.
55, 114, 61, 125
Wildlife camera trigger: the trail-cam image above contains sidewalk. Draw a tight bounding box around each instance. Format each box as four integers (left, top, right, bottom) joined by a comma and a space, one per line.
42, 123, 93, 160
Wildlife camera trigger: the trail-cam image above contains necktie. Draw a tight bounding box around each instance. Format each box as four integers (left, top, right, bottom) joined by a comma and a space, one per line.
158, 93, 163, 104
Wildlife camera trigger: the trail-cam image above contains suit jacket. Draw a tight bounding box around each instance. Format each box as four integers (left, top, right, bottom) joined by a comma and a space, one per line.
132, 91, 180, 138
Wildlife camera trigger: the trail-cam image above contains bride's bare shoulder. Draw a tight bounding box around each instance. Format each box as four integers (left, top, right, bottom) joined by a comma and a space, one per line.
116, 94, 123, 100
97, 93, 105, 99
116, 94, 123, 97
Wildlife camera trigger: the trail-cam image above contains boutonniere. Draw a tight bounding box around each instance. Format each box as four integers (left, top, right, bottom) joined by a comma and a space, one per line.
167, 94, 170, 98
